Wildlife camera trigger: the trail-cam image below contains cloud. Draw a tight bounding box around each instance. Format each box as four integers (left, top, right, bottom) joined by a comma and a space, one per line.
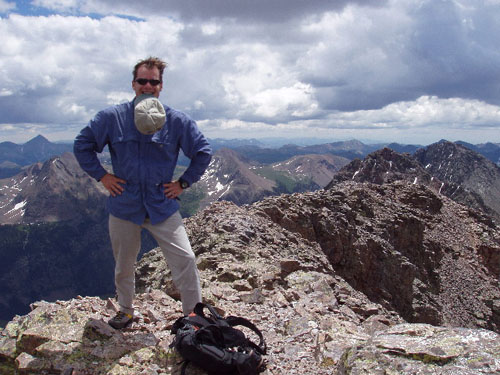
0, 0, 499, 145
0, 0, 15, 13
34, 0, 386, 23
32, 0, 80, 13
200, 95, 500, 144
326, 96, 500, 129
296, 0, 500, 112
0, 14, 182, 123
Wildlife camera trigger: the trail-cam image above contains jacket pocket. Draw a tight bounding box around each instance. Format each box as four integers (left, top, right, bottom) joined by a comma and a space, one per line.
147, 179, 167, 205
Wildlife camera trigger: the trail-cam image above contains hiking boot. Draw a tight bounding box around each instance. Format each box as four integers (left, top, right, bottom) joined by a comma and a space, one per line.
108, 311, 133, 329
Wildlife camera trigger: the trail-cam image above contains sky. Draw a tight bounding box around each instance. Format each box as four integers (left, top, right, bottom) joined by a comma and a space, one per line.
0, 0, 499, 145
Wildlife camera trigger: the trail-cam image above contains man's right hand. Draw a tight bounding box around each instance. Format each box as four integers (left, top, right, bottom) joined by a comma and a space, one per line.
100, 173, 126, 197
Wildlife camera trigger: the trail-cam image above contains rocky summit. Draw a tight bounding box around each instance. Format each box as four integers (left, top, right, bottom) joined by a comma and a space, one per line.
1, 178, 499, 374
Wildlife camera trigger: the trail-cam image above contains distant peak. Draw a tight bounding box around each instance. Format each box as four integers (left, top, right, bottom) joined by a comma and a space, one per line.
437, 139, 452, 145
25, 135, 50, 145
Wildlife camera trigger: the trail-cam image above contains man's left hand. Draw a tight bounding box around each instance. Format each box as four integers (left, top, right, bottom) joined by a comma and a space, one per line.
163, 181, 183, 199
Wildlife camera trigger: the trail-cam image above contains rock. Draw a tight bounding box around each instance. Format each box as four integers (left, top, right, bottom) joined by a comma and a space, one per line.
339, 323, 500, 374
253, 181, 500, 332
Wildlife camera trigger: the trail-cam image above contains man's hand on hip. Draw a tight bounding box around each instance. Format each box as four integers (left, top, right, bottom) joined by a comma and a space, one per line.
101, 173, 126, 197
163, 181, 183, 199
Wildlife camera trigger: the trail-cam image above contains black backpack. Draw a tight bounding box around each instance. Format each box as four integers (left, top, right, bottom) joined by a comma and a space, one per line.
170, 302, 267, 375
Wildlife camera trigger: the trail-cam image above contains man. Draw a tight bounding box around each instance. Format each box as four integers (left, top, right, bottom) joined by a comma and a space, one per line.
74, 56, 212, 329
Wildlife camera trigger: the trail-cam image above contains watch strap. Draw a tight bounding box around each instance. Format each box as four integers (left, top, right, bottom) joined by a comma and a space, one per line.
178, 178, 189, 189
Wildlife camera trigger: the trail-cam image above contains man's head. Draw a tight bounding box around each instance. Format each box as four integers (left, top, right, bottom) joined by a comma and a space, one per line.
132, 57, 167, 98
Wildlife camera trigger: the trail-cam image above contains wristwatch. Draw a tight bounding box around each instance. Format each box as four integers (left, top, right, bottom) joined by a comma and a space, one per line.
178, 178, 189, 189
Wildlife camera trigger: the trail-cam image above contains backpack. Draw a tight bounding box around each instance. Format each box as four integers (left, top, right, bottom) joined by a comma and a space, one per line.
170, 302, 268, 375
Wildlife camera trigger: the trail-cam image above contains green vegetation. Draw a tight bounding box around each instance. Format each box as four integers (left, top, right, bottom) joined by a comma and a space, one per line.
173, 165, 206, 217
254, 167, 317, 193
179, 184, 206, 218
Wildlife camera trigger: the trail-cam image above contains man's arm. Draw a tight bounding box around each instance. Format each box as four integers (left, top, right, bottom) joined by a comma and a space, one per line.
177, 119, 212, 186
74, 112, 117, 183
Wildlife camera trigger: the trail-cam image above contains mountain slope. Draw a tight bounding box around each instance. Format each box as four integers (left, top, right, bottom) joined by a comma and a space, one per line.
267, 153, 349, 187
0, 153, 155, 323
414, 141, 500, 222
198, 148, 277, 207
253, 181, 500, 331
327, 145, 500, 223
0, 152, 107, 224
196, 148, 349, 208
457, 141, 500, 165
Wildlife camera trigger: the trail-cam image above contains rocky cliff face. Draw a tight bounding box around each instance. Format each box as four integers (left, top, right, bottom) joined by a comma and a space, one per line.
326, 147, 438, 188
253, 181, 500, 331
2, 180, 499, 374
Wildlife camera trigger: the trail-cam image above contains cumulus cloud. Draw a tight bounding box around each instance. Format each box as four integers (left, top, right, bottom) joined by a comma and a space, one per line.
0, 14, 181, 121
0, 0, 499, 144
325, 96, 500, 129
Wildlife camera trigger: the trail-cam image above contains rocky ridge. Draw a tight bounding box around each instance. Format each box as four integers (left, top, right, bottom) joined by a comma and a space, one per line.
2, 180, 499, 374
414, 141, 500, 222
327, 144, 500, 223
326, 147, 438, 188
253, 182, 500, 331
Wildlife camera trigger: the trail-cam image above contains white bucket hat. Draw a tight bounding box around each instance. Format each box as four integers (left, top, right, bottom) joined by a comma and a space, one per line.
134, 94, 166, 135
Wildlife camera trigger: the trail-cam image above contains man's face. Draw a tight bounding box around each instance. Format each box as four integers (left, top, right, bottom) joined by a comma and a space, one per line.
132, 65, 163, 98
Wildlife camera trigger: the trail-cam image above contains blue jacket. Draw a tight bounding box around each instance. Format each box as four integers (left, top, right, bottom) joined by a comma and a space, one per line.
74, 100, 212, 225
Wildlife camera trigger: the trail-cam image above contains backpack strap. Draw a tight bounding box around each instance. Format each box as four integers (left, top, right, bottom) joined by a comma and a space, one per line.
191, 303, 267, 354
184, 314, 214, 329
193, 302, 223, 320
180, 360, 189, 375
173, 303, 220, 332
226, 316, 267, 355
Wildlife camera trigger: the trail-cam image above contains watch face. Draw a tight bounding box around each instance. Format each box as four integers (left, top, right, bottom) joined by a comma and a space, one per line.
181, 181, 188, 189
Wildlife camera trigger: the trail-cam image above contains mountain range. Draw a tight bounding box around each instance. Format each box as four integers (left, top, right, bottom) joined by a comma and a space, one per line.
0, 143, 348, 322
415, 140, 500, 222
2, 135, 500, 178
0, 153, 155, 323
0, 135, 499, 327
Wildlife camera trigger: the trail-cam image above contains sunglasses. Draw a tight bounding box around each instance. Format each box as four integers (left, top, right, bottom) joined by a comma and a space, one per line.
135, 78, 162, 86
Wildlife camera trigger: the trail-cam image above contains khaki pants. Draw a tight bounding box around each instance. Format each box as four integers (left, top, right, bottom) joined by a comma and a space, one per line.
109, 212, 201, 315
